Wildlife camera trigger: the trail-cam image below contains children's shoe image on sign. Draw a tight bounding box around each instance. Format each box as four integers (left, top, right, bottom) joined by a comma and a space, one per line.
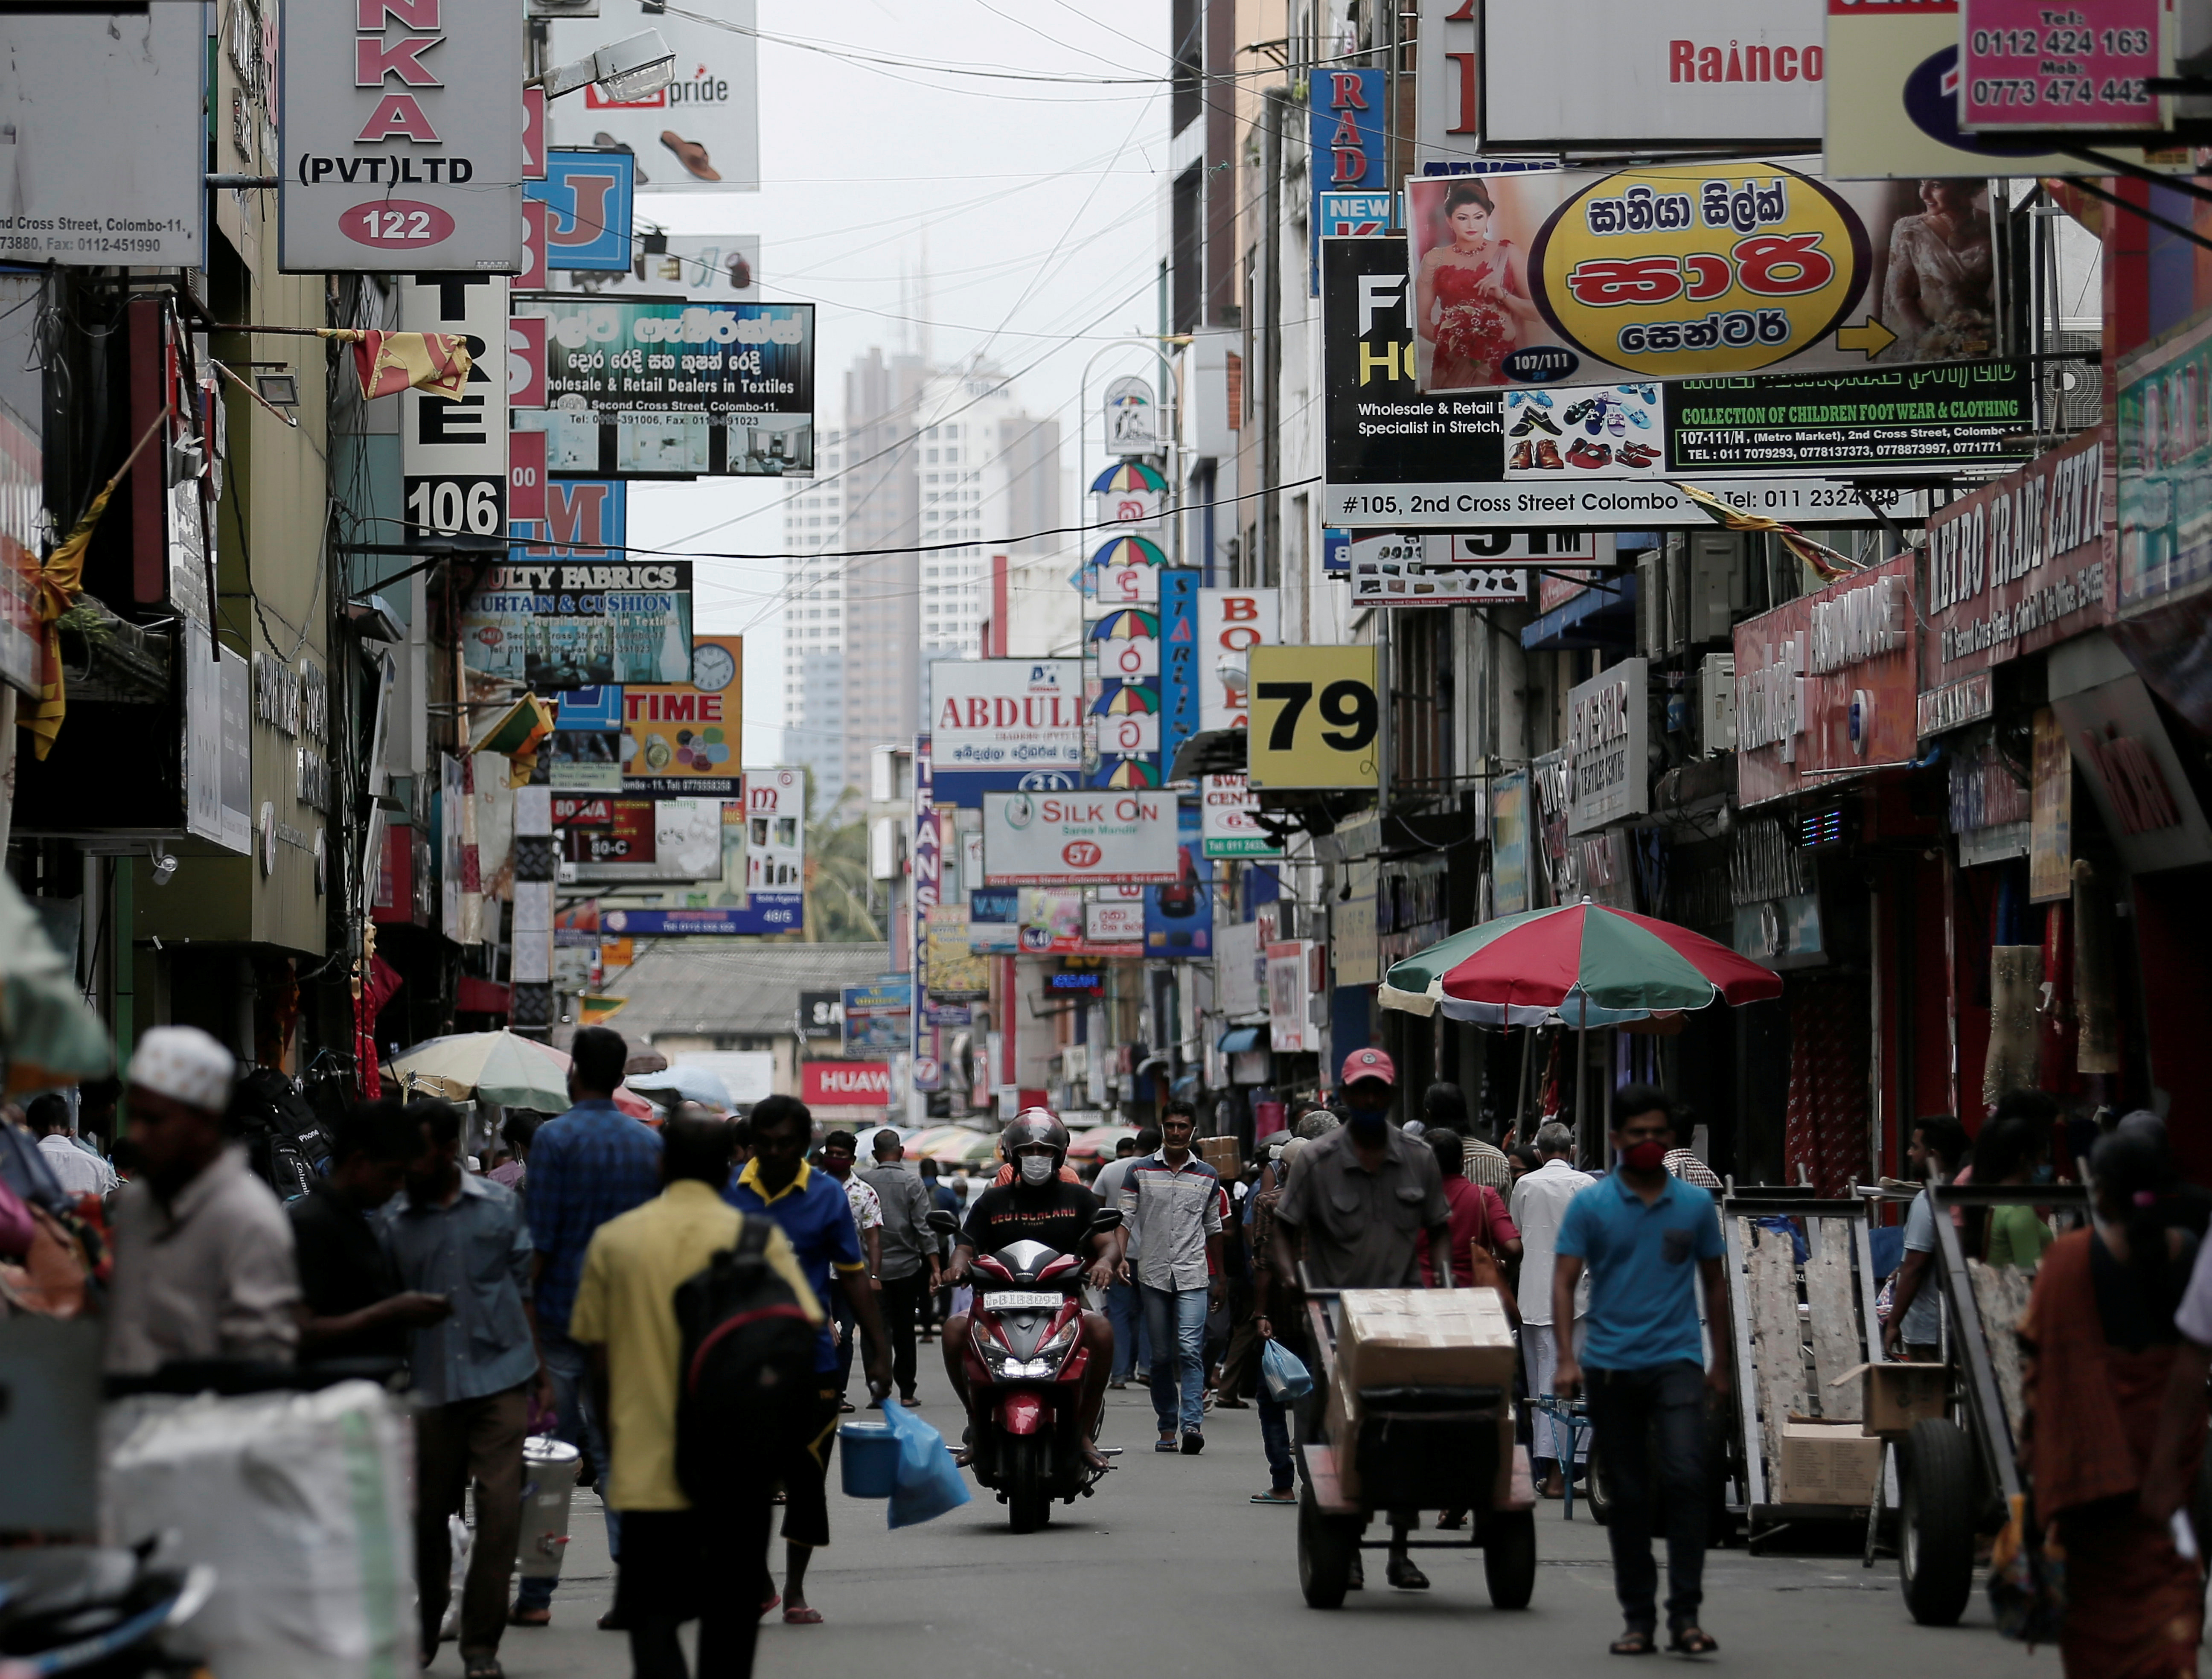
1504, 384, 1665, 478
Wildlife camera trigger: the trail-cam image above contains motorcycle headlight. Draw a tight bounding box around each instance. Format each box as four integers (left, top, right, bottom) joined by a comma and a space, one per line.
973, 1318, 1083, 1381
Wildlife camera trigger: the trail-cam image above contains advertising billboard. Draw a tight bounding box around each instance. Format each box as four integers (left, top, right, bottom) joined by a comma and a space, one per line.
742, 768, 806, 920
1402, 163, 2004, 394
803, 1061, 892, 1107
2118, 310, 2212, 612
279, 0, 522, 272
0, 6, 204, 268
982, 791, 1182, 886
565, 236, 763, 301
524, 150, 635, 271
511, 295, 815, 478
546, 0, 760, 192
1145, 803, 1213, 958
618, 635, 741, 794
928, 658, 1086, 771
841, 980, 914, 1054
463, 559, 690, 690
1481, 0, 1825, 150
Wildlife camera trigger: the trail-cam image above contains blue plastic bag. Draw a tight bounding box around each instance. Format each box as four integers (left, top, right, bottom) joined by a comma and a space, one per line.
1260, 1338, 1313, 1404
881, 1398, 971, 1529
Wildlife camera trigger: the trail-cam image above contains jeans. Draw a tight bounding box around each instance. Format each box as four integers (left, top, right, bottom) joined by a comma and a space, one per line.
515, 1328, 616, 1612
1105, 1279, 1145, 1380
414, 1385, 529, 1659
1255, 1321, 1307, 1491
1141, 1283, 1210, 1437
832, 1288, 858, 1397
879, 1270, 929, 1399
1584, 1361, 1709, 1636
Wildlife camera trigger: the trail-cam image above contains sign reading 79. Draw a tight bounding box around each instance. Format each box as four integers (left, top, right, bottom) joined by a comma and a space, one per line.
1247, 645, 1380, 789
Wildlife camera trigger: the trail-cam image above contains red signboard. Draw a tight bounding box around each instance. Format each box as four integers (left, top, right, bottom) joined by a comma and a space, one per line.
1733, 552, 1921, 809
803, 1061, 891, 1106
560, 799, 654, 863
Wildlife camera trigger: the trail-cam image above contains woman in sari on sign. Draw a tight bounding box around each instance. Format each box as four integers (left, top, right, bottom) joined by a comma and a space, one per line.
1414, 182, 1541, 390
2019, 1132, 2207, 1677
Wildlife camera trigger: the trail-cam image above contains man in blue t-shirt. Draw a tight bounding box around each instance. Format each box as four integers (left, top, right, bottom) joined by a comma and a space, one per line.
726, 1095, 889, 1625
1552, 1085, 1732, 1659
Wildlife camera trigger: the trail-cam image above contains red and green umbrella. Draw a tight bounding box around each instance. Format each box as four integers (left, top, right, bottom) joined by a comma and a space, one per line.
1383, 900, 1782, 1027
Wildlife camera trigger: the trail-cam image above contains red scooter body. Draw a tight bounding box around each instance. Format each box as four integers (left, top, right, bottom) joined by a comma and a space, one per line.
957, 1240, 1101, 1531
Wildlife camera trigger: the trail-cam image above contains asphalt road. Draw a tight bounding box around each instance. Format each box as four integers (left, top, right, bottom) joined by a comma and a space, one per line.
480, 1355, 2058, 1679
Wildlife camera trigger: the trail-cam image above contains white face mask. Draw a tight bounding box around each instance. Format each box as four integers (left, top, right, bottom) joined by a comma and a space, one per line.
1019, 1154, 1054, 1185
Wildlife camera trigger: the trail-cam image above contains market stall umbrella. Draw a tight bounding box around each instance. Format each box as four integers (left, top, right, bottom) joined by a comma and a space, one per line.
1066, 1123, 1137, 1161
624, 1062, 732, 1112
0, 871, 114, 1094
392, 1030, 572, 1110
920, 1129, 1001, 1167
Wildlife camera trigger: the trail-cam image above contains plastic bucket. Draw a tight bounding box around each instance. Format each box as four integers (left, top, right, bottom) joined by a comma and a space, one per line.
516, 1435, 581, 1580
838, 1420, 898, 1499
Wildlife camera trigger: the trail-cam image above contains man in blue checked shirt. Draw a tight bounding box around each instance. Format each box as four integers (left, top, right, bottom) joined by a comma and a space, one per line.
510, 1027, 662, 1632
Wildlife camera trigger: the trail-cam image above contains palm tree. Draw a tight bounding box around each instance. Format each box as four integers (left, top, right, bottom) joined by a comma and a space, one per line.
803, 781, 879, 942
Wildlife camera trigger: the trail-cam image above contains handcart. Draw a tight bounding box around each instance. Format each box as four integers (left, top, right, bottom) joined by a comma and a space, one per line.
1292, 1284, 1538, 1611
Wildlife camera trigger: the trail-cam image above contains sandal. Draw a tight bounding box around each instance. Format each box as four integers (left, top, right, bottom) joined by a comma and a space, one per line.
1668, 1628, 1719, 1656
505, 1607, 550, 1628
782, 1606, 824, 1625
463, 1659, 504, 1679
1384, 1555, 1430, 1590
1250, 1487, 1296, 1504
1609, 1630, 1657, 1656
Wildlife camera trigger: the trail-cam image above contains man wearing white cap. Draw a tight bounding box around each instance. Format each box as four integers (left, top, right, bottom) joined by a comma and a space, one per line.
105, 1026, 300, 1376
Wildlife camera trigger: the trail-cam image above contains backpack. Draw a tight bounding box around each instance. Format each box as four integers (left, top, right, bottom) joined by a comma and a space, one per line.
229, 1067, 331, 1200
672, 1220, 821, 1502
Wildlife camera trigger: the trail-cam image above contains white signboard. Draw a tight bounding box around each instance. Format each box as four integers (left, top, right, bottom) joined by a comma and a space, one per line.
547, 0, 760, 192
1566, 657, 1650, 834
1202, 774, 1283, 859
1484, 0, 1825, 149
401, 276, 509, 541
1104, 375, 1159, 455
565, 235, 762, 299
1413, 0, 1481, 170
931, 658, 1085, 772
0, 5, 205, 268
280, 0, 524, 273
1217, 919, 1264, 1018
742, 767, 806, 904
184, 621, 253, 857
1084, 896, 1146, 941
1197, 588, 1279, 732
982, 791, 1181, 886
1267, 941, 1313, 1053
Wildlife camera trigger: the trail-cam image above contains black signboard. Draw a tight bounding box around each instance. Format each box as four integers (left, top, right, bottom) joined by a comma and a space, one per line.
797, 990, 844, 1040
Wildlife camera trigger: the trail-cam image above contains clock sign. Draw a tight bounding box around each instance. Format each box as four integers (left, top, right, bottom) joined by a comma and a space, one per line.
691, 641, 738, 693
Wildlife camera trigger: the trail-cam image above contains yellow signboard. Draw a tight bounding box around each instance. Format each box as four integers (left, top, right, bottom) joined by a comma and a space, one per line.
621, 635, 742, 783
1247, 645, 1380, 789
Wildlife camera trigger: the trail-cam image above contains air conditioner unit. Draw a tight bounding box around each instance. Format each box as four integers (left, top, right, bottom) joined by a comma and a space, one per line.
1700, 651, 1737, 755
1687, 533, 1745, 644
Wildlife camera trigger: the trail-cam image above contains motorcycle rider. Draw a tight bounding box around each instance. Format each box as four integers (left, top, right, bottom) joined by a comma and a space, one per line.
940, 1110, 1123, 1471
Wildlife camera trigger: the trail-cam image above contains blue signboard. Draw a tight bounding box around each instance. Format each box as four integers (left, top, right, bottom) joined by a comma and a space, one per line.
509, 478, 628, 560
524, 149, 636, 271
555, 686, 623, 731
1309, 69, 1387, 293
599, 902, 800, 937
1323, 528, 1352, 575
1144, 800, 1213, 958
1159, 568, 1200, 774
931, 766, 1084, 809
843, 978, 915, 1054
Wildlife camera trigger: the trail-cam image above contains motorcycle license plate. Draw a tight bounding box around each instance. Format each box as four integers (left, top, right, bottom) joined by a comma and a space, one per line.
984, 1291, 1065, 1312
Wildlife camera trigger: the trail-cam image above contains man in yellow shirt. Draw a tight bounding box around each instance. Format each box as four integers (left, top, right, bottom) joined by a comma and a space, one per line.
570, 1110, 821, 1679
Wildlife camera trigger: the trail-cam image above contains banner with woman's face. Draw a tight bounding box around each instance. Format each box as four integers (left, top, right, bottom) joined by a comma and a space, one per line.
1403, 163, 1994, 394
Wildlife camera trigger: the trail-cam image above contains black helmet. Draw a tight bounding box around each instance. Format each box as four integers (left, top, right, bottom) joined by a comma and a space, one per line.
1002, 1107, 1069, 1169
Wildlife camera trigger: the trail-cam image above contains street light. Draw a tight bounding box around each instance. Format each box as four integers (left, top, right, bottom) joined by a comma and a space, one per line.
530, 29, 675, 100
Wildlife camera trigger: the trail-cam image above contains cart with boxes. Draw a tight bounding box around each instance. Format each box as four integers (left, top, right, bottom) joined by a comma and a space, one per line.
1293, 1282, 1537, 1610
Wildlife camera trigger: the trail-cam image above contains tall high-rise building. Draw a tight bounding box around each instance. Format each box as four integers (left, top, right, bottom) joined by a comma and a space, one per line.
780, 349, 1062, 816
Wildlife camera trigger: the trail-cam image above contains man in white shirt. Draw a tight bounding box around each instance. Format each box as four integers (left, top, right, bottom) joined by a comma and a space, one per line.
1510, 1120, 1594, 1499
29, 1093, 115, 1199
820, 1129, 883, 1409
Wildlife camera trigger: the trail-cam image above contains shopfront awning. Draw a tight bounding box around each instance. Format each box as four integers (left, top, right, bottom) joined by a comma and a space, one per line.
1521, 573, 1638, 652
1218, 1025, 1266, 1055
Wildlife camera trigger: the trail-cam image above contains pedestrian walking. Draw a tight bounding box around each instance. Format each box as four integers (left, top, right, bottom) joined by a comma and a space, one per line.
1119, 1101, 1223, 1454
1881, 1115, 1970, 1361
818, 1130, 884, 1407
382, 1100, 550, 1679
512, 1026, 662, 1630
1510, 1121, 1593, 1497
856, 1128, 943, 1407
1247, 1134, 1313, 1505
1418, 1129, 1522, 1286
725, 1094, 890, 1625
1550, 1085, 1730, 1658
570, 1112, 822, 1679
488, 1112, 537, 1194
105, 1027, 299, 1381
1092, 1126, 1158, 1388
1423, 1082, 1510, 1192
28, 1093, 114, 1199
292, 1099, 451, 1383
920, 1157, 958, 1337
1270, 1048, 1452, 1589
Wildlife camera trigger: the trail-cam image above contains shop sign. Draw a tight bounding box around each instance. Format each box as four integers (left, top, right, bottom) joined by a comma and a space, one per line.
1104, 376, 1159, 456
1378, 856, 1450, 965
1083, 896, 1145, 942
1732, 553, 1920, 806
982, 791, 1181, 885
1918, 671, 1994, 739
1196, 590, 1278, 731
1950, 733, 2032, 866
1247, 645, 1380, 790
1573, 829, 1639, 911
2029, 706, 2074, 901
1217, 919, 1265, 1018
1145, 803, 1213, 957
278, 0, 523, 273
620, 635, 741, 793
930, 658, 1085, 768
2052, 674, 2212, 877
797, 990, 844, 1040
1481, 0, 1824, 151
1921, 428, 2110, 699
1490, 770, 1532, 916
738, 768, 804, 925
803, 1061, 891, 1107
2118, 309, 2212, 613
1334, 857, 1380, 985
465, 558, 692, 692
1566, 657, 1650, 833
926, 905, 990, 999
1310, 69, 1387, 289
967, 887, 1020, 953
401, 276, 508, 541
545, 0, 760, 193
1201, 773, 1282, 859
841, 981, 914, 1055
1402, 163, 2005, 393
1411, 0, 1479, 170
1268, 940, 1314, 1053
1959, 0, 2162, 132
523, 150, 634, 271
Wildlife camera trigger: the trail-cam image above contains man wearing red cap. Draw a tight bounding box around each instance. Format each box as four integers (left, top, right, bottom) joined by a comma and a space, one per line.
1269, 1047, 1453, 1591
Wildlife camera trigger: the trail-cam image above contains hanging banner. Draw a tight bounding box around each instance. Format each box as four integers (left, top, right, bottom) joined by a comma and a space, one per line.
982, 791, 1181, 885
620, 635, 742, 793
1404, 163, 2014, 393
279, 0, 523, 272
545, 0, 760, 192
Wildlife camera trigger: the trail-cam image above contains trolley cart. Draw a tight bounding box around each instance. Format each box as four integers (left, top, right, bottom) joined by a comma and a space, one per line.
1888, 1182, 2090, 1626
1292, 1285, 1539, 1611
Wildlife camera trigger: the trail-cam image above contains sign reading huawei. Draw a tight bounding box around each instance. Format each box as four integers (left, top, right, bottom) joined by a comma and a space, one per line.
280, 0, 524, 273
802, 1061, 891, 1106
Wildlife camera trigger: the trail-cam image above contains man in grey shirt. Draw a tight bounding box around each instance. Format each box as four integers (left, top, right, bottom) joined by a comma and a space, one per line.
1883, 1117, 1970, 1360
857, 1129, 943, 1408
383, 1100, 548, 1674
1093, 1128, 1158, 1386
1120, 1103, 1223, 1454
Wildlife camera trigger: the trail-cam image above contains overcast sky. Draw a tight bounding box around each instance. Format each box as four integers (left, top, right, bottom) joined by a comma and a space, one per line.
620, 0, 1174, 765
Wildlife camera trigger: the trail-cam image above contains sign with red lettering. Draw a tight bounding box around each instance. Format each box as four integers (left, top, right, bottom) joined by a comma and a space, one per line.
620, 634, 743, 793
929, 658, 1086, 771
982, 790, 1181, 885
802, 1060, 892, 1107
279, 0, 523, 273
1197, 589, 1278, 732
1481, 1, 1825, 149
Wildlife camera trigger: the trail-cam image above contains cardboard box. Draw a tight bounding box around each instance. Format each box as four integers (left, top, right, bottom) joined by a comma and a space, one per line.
1775, 1422, 1883, 1507
1197, 1136, 1241, 1178
1336, 1288, 1517, 1393
1831, 1361, 1951, 1438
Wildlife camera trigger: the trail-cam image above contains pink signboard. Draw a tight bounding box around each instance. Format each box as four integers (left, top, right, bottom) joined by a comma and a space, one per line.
1960, 0, 2161, 131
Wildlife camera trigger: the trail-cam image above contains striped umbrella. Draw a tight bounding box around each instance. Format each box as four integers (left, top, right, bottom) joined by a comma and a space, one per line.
1090, 460, 1165, 494
1091, 534, 1166, 568
1103, 759, 1160, 788
1089, 609, 1158, 640
1095, 683, 1157, 715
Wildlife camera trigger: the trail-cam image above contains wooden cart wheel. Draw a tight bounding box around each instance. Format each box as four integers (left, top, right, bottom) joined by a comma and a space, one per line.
1898, 1419, 1976, 1626
1479, 1507, 1537, 1609
1297, 1482, 1359, 1609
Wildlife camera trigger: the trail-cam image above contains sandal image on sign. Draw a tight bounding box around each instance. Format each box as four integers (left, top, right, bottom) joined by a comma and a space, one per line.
661, 131, 720, 182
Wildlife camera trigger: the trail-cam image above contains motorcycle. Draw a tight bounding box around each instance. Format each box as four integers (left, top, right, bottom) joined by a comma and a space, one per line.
932, 1206, 1121, 1532
0, 1541, 215, 1677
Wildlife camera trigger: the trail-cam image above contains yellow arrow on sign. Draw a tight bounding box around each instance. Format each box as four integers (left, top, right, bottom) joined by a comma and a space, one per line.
1834, 317, 1898, 358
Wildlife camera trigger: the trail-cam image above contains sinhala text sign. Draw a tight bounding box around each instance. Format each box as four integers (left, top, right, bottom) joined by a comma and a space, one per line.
982, 791, 1181, 885
280, 0, 523, 272
929, 659, 1086, 771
